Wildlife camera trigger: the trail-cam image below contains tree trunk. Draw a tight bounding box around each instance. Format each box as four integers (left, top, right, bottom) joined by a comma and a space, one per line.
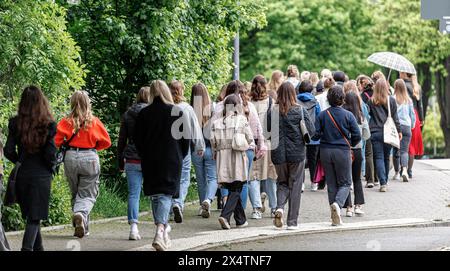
436, 56, 450, 158
418, 64, 432, 119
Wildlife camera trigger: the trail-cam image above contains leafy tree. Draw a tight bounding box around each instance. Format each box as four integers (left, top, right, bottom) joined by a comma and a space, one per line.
239, 0, 377, 81
56, 0, 266, 179
0, 0, 85, 123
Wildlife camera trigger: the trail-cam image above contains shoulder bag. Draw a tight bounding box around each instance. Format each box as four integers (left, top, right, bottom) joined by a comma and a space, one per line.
4, 153, 25, 206
383, 98, 400, 149
55, 130, 79, 173
300, 106, 311, 144
231, 117, 250, 152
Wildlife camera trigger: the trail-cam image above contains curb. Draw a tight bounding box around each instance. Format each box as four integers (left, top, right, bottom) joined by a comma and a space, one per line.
5, 199, 200, 237
189, 219, 450, 251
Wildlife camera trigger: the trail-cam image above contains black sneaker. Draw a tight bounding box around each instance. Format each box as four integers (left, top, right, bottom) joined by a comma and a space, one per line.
172, 205, 183, 223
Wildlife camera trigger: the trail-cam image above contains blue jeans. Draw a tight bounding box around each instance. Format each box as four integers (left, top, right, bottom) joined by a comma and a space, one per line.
371, 132, 393, 185
125, 163, 143, 224
192, 147, 218, 203
261, 179, 277, 210
172, 152, 191, 210
220, 149, 254, 209
151, 194, 173, 225
248, 180, 262, 209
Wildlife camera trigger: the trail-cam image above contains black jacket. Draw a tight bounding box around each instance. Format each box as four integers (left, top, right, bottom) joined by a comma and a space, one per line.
134, 97, 190, 198
404, 79, 424, 122
367, 96, 401, 134
271, 105, 315, 165
117, 103, 148, 169
4, 117, 56, 220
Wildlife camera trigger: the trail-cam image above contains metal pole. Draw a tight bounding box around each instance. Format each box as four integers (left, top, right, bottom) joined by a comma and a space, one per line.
233, 30, 240, 80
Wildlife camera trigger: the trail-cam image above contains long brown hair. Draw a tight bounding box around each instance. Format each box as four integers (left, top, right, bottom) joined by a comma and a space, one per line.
17, 86, 54, 153
136, 86, 150, 103
225, 80, 249, 116
371, 78, 389, 106
68, 91, 94, 131
250, 75, 268, 101
190, 82, 212, 127
169, 80, 185, 104
394, 79, 411, 105
276, 82, 298, 116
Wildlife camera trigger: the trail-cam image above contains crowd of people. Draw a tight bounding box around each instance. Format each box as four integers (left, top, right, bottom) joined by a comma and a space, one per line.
0, 64, 424, 251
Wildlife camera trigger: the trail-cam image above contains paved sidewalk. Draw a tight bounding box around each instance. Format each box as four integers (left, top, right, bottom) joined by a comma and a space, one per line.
5, 160, 450, 251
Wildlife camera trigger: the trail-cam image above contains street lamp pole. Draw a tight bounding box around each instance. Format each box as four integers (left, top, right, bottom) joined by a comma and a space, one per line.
233, 30, 240, 80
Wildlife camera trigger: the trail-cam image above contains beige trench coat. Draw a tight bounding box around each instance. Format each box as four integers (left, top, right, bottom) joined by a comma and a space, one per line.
250, 98, 278, 181
211, 114, 255, 184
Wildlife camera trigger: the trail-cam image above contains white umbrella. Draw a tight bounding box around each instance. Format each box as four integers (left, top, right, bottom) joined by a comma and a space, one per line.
367, 52, 416, 80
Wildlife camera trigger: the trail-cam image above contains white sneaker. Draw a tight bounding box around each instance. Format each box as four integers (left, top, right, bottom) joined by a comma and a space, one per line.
273, 209, 284, 228
152, 230, 167, 251
330, 203, 342, 226
218, 217, 231, 230
260, 192, 267, 213
346, 208, 353, 217
201, 200, 211, 218
287, 225, 299, 230
302, 182, 305, 193
354, 205, 365, 216
311, 183, 319, 191
129, 224, 141, 241
401, 168, 409, 182
251, 210, 262, 220
236, 221, 249, 228
393, 172, 400, 181
197, 206, 203, 216
164, 224, 172, 248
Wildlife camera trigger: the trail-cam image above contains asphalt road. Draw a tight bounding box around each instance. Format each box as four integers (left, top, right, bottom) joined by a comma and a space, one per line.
205, 226, 450, 251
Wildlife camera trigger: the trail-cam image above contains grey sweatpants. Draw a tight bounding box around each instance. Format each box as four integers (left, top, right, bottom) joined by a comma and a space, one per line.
274, 161, 306, 227
64, 150, 100, 225
320, 147, 352, 208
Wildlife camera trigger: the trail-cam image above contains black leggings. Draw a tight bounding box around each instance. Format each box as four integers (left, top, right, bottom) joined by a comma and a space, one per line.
22, 218, 43, 251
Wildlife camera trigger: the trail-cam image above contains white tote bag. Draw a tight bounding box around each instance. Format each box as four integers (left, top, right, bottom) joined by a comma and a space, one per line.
383, 98, 400, 149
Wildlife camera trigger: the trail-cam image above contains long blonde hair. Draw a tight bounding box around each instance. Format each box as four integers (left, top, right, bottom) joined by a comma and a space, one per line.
69, 90, 94, 131
411, 75, 421, 100
136, 86, 150, 103
268, 70, 284, 92
394, 79, 411, 105
149, 80, 174, 105
371, 79, 389, 106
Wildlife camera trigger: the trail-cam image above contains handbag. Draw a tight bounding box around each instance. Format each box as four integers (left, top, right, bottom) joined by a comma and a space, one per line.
266, 96, 273, 133
55, 130, 79, 173
313, 159, 325, 184
300, 106, 311, 144
4, 159, 23, 207
383, 99, 400, 149
326, 110, 355, 162
231, 118, 249, 152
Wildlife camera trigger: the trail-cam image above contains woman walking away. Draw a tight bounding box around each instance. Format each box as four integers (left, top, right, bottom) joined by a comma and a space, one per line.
118, 86, 150, 240
357, 75, 378, 188
392, 79, 415, 182
4, 86, 57, 251
250, 75, 278, 218
316, 77, 335, 112
400, 73, 424, 179
367, 79, 402, 192
297, 80, 321, 191
169, 80, 205, 223
55, 91, 111, 238
268, 70, 284, 100
313, 85, 361, 226
286, 65, 300, 89
212, 80, 266, 213
190, 83, 218, 219
134, 80, 190, 251
211, 94, 255, 230
342, 92, 370, 217
272, 82, 315, 230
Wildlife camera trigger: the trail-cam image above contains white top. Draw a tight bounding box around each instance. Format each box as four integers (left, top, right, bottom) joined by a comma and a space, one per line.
316, 90, 330, 111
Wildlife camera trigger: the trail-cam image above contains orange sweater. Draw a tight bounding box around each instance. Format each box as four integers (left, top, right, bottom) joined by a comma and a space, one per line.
55, 117, 111, 151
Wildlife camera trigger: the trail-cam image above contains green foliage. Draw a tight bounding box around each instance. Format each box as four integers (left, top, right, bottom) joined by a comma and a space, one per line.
0, 0, 86, 122
240, 0, 377, 80
91, 181, 128, 220
1, 172, 71, 231
423, 102, 445, 156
